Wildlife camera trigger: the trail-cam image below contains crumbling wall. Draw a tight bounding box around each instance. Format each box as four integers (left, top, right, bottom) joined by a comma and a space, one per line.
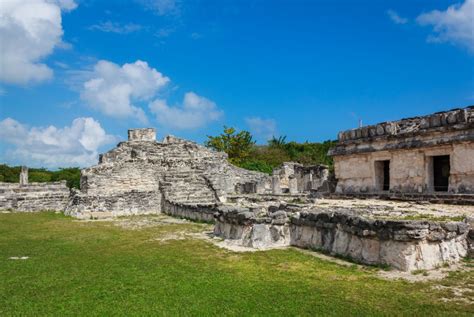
330, 107, 474, 194
0, 182, 70, 212
213, 205, 470, 271
290, 212, 469, 271
272, 162, 331, 194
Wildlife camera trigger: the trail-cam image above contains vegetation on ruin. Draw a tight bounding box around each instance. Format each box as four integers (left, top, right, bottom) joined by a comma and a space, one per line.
0, 164, 81, 189
206, 127, 337, 174
1, 212, 473, 316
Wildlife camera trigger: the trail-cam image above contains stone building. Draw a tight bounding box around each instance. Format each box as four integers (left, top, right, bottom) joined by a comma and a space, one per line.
271, 162, 331, 194
329, 106, 474, 194
66, 128, 271, 218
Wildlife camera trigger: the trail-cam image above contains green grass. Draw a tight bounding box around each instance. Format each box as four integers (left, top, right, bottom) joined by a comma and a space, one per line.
0, 212, 473, 316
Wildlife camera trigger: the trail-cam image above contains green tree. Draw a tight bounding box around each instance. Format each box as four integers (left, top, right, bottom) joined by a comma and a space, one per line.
268, 135, 287, 149
205, 126, 256, 164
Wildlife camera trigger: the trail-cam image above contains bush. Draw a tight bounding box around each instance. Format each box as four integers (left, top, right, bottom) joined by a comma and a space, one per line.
206, 127, 337, 173
237, 159, 274, 174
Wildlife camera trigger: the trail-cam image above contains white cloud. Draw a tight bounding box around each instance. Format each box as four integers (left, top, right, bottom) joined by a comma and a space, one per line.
245, 117, 277, 142
88, 21, 143, 34
0, 0, 77, 84
149, 92, 223, 129
139, 0, 179, 16
387, 9, 408, 24
0, 117, 115, 167
80, 60, 170, 123
416, 0, 474, 52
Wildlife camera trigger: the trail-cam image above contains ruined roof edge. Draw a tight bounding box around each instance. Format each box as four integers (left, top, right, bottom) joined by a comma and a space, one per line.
335, 106, 474, 144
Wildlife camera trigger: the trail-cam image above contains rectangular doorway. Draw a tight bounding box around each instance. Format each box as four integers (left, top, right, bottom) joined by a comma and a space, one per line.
433, 155, 450, 192
375, 160, 390, 191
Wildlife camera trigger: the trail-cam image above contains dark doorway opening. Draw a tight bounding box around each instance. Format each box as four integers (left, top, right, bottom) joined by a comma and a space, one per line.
382, 160, 390, 191
375, 160, 390, 191
433, 155, 450, 192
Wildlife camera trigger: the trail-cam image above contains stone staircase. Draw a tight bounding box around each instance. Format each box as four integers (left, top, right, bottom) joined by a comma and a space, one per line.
160, 168, 218, 205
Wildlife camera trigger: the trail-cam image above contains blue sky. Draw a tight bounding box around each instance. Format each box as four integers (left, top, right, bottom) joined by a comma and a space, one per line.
0, 0, 473, 168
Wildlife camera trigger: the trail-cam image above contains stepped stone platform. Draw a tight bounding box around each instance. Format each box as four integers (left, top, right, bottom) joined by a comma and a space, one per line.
213, 196, 474, 271
65, 129, 271, 219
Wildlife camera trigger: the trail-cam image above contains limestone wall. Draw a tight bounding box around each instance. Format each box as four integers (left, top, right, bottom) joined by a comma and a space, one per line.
162, 200, 217, 223
330, 107, 474, 194
213, 205, 471, 271
213, 205, 290, 249
65, 190, 161, 219
0, 182, 70, 212
334, 142, 474, 194
290, 212, 469, 271
272, 162, 331, 194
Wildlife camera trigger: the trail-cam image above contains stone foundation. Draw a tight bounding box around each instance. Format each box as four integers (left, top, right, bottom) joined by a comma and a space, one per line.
65, 190, 161, 219
290, 212, 469, 271
213, 205, 290, 249
0, 182, 70, 212
162, 200, 217, 223
212, 202, 471, 271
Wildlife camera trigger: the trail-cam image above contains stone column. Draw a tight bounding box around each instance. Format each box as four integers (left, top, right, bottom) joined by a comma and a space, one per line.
289, 175, 298, 195
20, 166, 28, 186
272, 175, 281, 195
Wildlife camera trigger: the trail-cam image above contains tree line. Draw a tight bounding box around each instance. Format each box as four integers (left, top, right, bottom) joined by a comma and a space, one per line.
0, 165, 81, 189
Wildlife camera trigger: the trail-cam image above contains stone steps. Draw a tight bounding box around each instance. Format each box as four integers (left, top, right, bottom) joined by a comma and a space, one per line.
160, 169, 217, 205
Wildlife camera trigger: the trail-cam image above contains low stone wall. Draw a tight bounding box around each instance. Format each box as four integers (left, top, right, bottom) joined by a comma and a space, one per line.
327, 192, 474, 205
65, 190, 161, 219
0, 182, 70, 212
213, 204, 471, 271
213, 205, 290, 249
162, 200, 217, 223
291, 212, 469, 271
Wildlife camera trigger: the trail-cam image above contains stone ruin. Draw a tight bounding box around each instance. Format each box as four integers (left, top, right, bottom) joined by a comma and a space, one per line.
213, 198, 473, 271
65, 129, 271, 219
329, 106, 474, 196
0, 166, 70, 212
1, 106, 474, 272
271, 162, 332, 195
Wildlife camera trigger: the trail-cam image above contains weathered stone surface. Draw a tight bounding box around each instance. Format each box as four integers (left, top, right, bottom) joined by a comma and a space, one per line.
289, 211, 469, 271
66, 129, 271, 218
213, 196, 472, 271
0, 181, 70, 212
272, 162, 332, 194
329, 106, 474, 194
19, 166, 28, 186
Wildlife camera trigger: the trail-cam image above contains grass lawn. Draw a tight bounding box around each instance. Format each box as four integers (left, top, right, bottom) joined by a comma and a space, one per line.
0, 212, 473, 316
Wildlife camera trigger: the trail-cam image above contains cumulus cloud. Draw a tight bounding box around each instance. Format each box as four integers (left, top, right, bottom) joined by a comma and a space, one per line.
245, 117, 277, 142
80, 60, 170, 123
149, 92, 223, 129
88, 21, 143, 34
387, 9, 408, 24
416, 0, 474, 52
0, 117, 115, 167
0, 0, 77, 84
